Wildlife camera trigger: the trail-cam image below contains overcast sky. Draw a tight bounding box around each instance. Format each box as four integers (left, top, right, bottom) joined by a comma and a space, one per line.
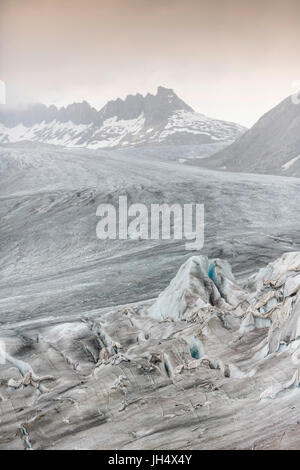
1, 0, 300, 126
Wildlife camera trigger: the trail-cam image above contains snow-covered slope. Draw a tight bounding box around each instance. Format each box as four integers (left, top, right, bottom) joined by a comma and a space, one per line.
0, 87, 245, 150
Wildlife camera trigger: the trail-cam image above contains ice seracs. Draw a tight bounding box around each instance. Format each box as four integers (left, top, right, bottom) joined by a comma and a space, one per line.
148, 255, 247, 321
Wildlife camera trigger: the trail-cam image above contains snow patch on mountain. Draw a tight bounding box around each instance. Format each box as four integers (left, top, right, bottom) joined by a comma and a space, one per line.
282, 155, 300, 170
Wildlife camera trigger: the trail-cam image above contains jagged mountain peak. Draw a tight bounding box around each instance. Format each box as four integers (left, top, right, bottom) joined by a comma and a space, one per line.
98, 86, 193, 123
57, 100, 99, 125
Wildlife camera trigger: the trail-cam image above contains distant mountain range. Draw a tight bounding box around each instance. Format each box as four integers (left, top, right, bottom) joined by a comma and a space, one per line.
0, 87, 246, 150
201, 94, 300, 176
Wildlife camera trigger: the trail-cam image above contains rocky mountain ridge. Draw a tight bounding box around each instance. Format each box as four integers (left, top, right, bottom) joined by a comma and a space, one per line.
0, 87, 245, 150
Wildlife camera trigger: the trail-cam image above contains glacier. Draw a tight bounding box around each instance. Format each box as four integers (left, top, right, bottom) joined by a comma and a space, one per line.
0, 142, 300, 449
2, 252, 300, 448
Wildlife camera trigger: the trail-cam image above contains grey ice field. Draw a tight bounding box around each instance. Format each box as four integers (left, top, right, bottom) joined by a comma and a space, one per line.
1, 145, 300, 325
1, 142, 300, 449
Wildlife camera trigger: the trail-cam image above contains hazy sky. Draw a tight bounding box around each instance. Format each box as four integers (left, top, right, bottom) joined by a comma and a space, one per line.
1, 0, 300, 126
